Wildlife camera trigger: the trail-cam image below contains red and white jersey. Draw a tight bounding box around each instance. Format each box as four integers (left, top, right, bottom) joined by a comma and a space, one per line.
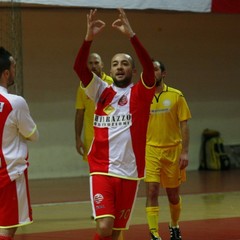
85, 74, 155, 180
0, 86, 37, 188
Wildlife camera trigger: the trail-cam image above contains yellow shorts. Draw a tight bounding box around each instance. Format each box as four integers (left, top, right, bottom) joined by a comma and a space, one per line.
145, 144, 186, 188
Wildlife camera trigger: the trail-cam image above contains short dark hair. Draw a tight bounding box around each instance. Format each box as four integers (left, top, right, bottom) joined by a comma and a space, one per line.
0, 47, 12, 76
152, 59, 166, 72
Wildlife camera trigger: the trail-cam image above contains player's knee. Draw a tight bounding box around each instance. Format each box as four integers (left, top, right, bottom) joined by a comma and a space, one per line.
167, 191, 180, 205
148, 184, 159, 199
97, 219, 113, 237
97, 227, 112, 238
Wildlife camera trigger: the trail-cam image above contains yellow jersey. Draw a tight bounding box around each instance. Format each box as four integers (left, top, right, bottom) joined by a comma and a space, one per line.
75, 72, 113, 155
147, 84, 191, 147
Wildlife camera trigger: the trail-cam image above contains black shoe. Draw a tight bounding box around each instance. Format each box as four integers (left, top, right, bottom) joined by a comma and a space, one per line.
150, 232, 162, 240
169, 225, 182, 240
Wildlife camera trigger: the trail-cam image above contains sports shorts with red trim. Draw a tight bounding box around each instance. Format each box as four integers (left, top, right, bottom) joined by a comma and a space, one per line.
145, 144, 186, 188
0, 170, 32, 228
90, 175, 139, 230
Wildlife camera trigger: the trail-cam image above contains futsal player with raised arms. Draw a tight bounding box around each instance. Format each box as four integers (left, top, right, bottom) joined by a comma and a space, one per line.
74, 8, 156, 240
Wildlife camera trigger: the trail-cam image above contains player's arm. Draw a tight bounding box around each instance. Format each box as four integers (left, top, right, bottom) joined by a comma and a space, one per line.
130, 36, 155, 88
73, 9, 105, 87
112, 8, 155, 88
17, 97, 39, 142
25, 127, 39, 142
75, 109, 85, 156
179, 120, 190, 169
73, 40, 92, 87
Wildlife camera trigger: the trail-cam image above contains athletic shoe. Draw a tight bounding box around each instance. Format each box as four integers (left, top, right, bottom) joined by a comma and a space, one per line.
169, 225, 182, 240
150, 232, 162, 240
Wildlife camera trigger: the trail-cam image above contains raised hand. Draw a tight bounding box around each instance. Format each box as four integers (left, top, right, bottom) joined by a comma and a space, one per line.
85, 9, 106, 41
112, 8, 135, 38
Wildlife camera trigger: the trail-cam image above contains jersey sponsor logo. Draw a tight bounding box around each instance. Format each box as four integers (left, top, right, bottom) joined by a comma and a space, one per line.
151, 108, 169, 114
93, 114, 132, 128
94, 193, 104, 204
151, 99, 171, 114
0, 102, 4, 112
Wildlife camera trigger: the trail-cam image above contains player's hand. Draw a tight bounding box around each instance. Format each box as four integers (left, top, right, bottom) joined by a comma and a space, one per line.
76, 139, 85, 156
179, 153, 189, 170
85, 9, 106, 41
112, 8, 135, 38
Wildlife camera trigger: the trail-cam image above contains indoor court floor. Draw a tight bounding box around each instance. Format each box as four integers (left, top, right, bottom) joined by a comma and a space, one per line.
15, 169, 240, 240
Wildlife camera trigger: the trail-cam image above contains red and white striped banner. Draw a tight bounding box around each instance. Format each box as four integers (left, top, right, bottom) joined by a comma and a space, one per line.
1, 0, 240, 13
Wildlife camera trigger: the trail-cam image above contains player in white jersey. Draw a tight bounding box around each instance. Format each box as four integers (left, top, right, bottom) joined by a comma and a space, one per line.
0, 47, 39, 240
74, 9, 155, 240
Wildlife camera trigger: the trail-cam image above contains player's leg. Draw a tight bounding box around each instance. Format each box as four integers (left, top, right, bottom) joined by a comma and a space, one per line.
164, 145, 186, 240
90, 175, 115, 239
91, 175, 138, 240
166, 187, 182, 240
117, 231, 124, 240
113, 178, 139, 240
145, 145, 162, 240
0, 227, 16, 240
0, 236, 14, 240
146, 182, 161, 240
95, 217, 115, 239
93, 220, 123, 240
0, 170, 31, 240
166, 187, 181, 225
94, 232, 113, 240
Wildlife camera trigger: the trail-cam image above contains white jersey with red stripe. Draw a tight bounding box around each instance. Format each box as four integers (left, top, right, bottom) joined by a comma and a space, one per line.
84, 74, 155, 180
0, 86, 37, 188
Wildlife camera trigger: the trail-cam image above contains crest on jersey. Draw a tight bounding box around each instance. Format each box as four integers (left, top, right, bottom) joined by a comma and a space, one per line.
94, 193, 104, 204
163, 99, 171, 107
118, 95, 128, 106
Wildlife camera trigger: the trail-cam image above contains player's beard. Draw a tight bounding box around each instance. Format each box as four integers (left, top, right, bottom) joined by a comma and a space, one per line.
92, 68, 101, 78
113, 77, 131, 88
7, 74, 15, 87
156, 78, 163, 87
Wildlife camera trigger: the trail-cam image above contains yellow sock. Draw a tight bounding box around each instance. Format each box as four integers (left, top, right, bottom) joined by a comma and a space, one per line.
146, 206, 160, 237
118, 231, 124, 240
169, 196, 182, 227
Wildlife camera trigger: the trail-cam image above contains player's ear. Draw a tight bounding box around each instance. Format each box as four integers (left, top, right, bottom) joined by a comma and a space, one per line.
132, 68, 137, 76
3, 69, 10, 78
162, 70, 167, 78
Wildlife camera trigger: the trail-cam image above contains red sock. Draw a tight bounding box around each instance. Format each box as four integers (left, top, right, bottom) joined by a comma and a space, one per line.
94, 233, 112, 240
0, 236, 13, 240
